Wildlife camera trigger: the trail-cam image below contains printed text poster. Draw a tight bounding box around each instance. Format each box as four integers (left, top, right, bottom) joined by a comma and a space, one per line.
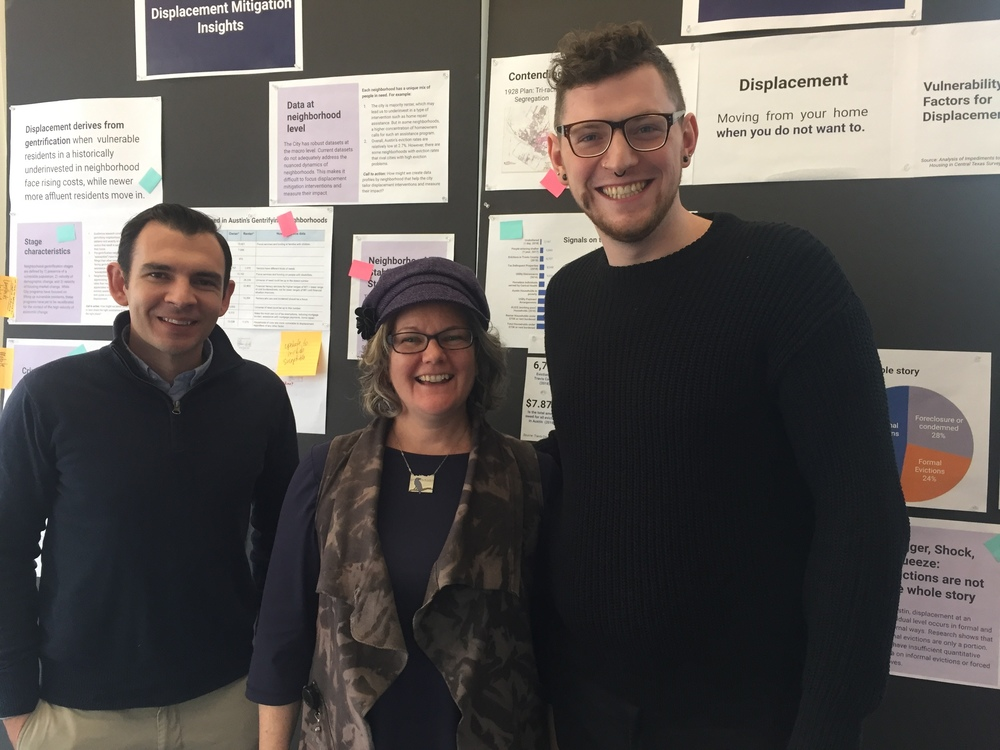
520, 356, 553, 441
270, 71, 449, 205
8, 210, 139, 325
485, 214, 599, 353
202, 206, 334, 330
9, 97, 162, 213
694, 28, 894, 185
891, 20, 1000, 177
892, 518, 1000, 689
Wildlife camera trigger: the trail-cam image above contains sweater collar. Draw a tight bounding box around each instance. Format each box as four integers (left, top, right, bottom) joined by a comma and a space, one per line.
110, 310, 243, 381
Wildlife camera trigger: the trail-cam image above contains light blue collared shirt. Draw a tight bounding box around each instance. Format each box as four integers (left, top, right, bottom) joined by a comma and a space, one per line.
123, 325, 214, 402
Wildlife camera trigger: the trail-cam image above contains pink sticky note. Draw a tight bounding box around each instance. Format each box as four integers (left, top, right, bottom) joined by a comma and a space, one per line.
540, 169, 566, 197
276, 212, 298, 237
349, 260, 375, 281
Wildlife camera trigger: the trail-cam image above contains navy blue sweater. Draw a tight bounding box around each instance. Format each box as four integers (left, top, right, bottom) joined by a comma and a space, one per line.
0, 312, 299, 715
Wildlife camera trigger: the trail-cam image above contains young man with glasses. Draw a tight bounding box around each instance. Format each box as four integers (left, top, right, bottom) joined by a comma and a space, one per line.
537, 21, 909, 750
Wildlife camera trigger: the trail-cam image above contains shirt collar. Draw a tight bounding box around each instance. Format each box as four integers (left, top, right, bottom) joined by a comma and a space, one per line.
123, 324, 214, 398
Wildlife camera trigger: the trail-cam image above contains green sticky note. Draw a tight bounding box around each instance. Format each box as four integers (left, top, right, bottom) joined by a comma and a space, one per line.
68, 345, 87, 356
56, 224, 76, 242
138, 168, 162, 194
984, 535, 1000, 563
499, 220, 523, 240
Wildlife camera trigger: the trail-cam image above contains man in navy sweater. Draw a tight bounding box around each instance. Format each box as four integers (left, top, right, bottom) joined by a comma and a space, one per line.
538, 22, 909, 749
0, 204, 299, 749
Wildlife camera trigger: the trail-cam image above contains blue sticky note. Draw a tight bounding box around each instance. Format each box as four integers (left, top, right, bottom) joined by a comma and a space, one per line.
499, 220, 523, 240
984, 535, 1000, 563
138, 168, 162, 194
56, 224, 76, 242
68, 345, 87, 356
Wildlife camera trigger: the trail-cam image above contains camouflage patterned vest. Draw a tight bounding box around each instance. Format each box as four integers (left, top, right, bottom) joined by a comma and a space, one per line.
301, 418, 550, 750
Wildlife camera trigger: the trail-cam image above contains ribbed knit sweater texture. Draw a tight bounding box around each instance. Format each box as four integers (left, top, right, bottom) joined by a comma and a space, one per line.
542, 212, 909, 749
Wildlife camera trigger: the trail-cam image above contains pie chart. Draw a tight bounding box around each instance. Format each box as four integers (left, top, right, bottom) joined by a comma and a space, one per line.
887, 386, 973, 503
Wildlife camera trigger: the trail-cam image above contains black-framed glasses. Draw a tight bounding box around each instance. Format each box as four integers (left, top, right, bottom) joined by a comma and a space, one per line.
556, 111, 686, 158
387, 327, 474, 354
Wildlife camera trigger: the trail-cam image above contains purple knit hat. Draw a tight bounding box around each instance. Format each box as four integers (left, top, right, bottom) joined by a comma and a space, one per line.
355, 257, 490, 340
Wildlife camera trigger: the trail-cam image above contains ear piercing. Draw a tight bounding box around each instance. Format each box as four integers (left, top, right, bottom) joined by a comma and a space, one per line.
682, 154, 690, 163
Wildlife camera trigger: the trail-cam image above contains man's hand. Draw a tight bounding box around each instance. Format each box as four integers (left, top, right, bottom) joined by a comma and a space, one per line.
3, 713, 31, 748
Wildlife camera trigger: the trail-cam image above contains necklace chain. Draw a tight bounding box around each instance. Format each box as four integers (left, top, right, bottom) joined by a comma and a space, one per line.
398, 450, 449, 494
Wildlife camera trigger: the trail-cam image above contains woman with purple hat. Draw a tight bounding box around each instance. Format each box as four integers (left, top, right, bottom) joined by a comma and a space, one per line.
247, 257, 555, 750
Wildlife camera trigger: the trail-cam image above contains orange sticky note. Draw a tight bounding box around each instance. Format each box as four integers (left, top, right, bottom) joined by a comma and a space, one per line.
276, 211, 298, 237
0, 348, 14, 390
540, 169, 566, 197
349, 260, 375, 281
0, 277, 16, 319
277, 331, 323, 376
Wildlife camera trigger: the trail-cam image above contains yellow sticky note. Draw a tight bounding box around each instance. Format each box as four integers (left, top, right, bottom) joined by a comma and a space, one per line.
277, 331, 323, 376
0, 348, 14, 390
0, 277, 16, 319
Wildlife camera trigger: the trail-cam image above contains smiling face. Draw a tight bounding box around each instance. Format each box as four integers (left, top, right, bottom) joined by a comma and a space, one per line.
107, 221, 235, 383
388, 302, 477, 430
549, 64, 698, 261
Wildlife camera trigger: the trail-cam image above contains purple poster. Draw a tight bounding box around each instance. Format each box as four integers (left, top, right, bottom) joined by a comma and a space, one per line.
10, 345, 80, 392
277, 83, 361, 203
15, 223, 84, 324
140, 0, 299, 78
699, 0, 903, 22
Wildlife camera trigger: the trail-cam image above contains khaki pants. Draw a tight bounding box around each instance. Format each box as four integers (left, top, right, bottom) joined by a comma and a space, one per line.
16, 677, 257, 750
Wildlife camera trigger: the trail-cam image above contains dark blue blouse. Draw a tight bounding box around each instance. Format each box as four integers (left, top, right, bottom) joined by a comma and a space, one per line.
247, 440, 555, 749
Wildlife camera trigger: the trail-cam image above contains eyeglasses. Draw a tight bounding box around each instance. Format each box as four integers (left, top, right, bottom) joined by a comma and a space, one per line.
556, 111, 686, 158
387, 327, 474, 354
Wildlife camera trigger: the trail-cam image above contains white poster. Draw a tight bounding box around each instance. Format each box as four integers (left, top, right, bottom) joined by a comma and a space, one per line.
879, 349, 991, 513
201, 206, 334, 330
681, 0, 920, 36
892, 518, 1000, 689
9, 97, 163, 213
347, 234, 454, 360
484, 53, 556, 193
229, 328, 329, 435
269, 70, 449, 205
891, 20, 1000, 178
520, 356, 553, 441
694, 28, 894, 185
484, 213, 599, 353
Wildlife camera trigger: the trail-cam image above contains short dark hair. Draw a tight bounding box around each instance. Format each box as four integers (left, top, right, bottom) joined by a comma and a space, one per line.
548, 21, 686, 125
117, 204, 232, 286
358, 310, 508, 420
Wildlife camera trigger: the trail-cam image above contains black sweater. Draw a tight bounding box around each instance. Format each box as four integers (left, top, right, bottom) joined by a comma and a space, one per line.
0, 312, 299, 715
540, 212, 909, 749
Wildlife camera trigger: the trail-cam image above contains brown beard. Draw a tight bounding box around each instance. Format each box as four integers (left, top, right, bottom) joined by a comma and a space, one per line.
578, 185, 675, 245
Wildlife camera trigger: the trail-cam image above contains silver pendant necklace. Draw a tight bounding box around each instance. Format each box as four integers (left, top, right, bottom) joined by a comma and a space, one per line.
398, 451, 449, 493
